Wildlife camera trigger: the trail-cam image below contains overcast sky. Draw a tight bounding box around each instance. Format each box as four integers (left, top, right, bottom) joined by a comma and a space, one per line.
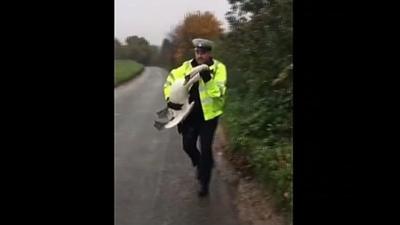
115, 0, 232, 46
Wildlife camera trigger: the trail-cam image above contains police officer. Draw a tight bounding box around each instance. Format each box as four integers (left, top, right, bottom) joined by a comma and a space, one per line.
163, 38, 228, 197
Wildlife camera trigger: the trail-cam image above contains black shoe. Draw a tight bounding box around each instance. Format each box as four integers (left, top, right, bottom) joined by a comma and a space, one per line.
198, 185, 209, 197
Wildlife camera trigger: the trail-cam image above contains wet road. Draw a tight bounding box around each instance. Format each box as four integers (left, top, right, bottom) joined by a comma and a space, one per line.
115, 67, 242, 225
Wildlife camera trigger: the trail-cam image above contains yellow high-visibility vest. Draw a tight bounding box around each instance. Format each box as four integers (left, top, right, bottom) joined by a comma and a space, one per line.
163, 59, 227, 121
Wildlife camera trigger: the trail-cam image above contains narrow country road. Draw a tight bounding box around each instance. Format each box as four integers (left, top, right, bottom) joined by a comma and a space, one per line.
115, 67, 243, 225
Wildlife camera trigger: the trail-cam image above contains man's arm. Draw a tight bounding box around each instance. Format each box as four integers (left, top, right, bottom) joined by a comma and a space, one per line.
203, 63, 227, 98
163, 62, 188, 101
163, 69, 177, 101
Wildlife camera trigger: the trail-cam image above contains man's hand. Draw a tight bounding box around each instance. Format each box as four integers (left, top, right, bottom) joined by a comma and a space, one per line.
167, 101, 183, 110
199, 69, 213, 83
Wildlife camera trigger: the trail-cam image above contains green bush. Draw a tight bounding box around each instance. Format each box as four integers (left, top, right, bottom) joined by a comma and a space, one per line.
215, 0, 292, 214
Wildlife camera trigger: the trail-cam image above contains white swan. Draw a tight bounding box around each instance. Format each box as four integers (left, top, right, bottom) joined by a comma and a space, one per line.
154, 64, 210, 130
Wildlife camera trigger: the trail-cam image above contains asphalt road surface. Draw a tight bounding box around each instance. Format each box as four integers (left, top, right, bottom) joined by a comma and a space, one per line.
115, 67, 243, 225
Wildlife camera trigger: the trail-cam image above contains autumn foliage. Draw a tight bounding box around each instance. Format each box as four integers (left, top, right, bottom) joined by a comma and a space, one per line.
168, 11, 224, 66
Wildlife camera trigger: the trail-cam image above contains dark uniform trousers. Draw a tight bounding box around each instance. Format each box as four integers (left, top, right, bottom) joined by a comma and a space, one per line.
179, 116, 219, 187
177, 58, 220, 189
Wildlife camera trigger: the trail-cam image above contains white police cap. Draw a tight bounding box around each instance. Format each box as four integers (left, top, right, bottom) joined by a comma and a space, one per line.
192, 38, 213, 50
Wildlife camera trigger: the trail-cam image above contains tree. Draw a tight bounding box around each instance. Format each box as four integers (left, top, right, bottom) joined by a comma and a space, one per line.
158, 38, 174, 68
169, 11, 224, 66
213, 0, 293, 213
123, 35, 155, 65
114, 38, 125, 59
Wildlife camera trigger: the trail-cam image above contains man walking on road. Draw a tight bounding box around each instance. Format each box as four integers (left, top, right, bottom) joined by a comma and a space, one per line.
163, 38, 228, 197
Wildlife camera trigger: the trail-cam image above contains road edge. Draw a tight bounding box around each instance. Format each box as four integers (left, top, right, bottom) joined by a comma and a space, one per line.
213, 124, 288, 225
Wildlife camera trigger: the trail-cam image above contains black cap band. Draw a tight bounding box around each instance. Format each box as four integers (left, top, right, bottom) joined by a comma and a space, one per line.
195, 46, 212, 51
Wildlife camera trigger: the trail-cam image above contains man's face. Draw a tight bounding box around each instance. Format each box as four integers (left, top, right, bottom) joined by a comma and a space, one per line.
194, 48, 212, 64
